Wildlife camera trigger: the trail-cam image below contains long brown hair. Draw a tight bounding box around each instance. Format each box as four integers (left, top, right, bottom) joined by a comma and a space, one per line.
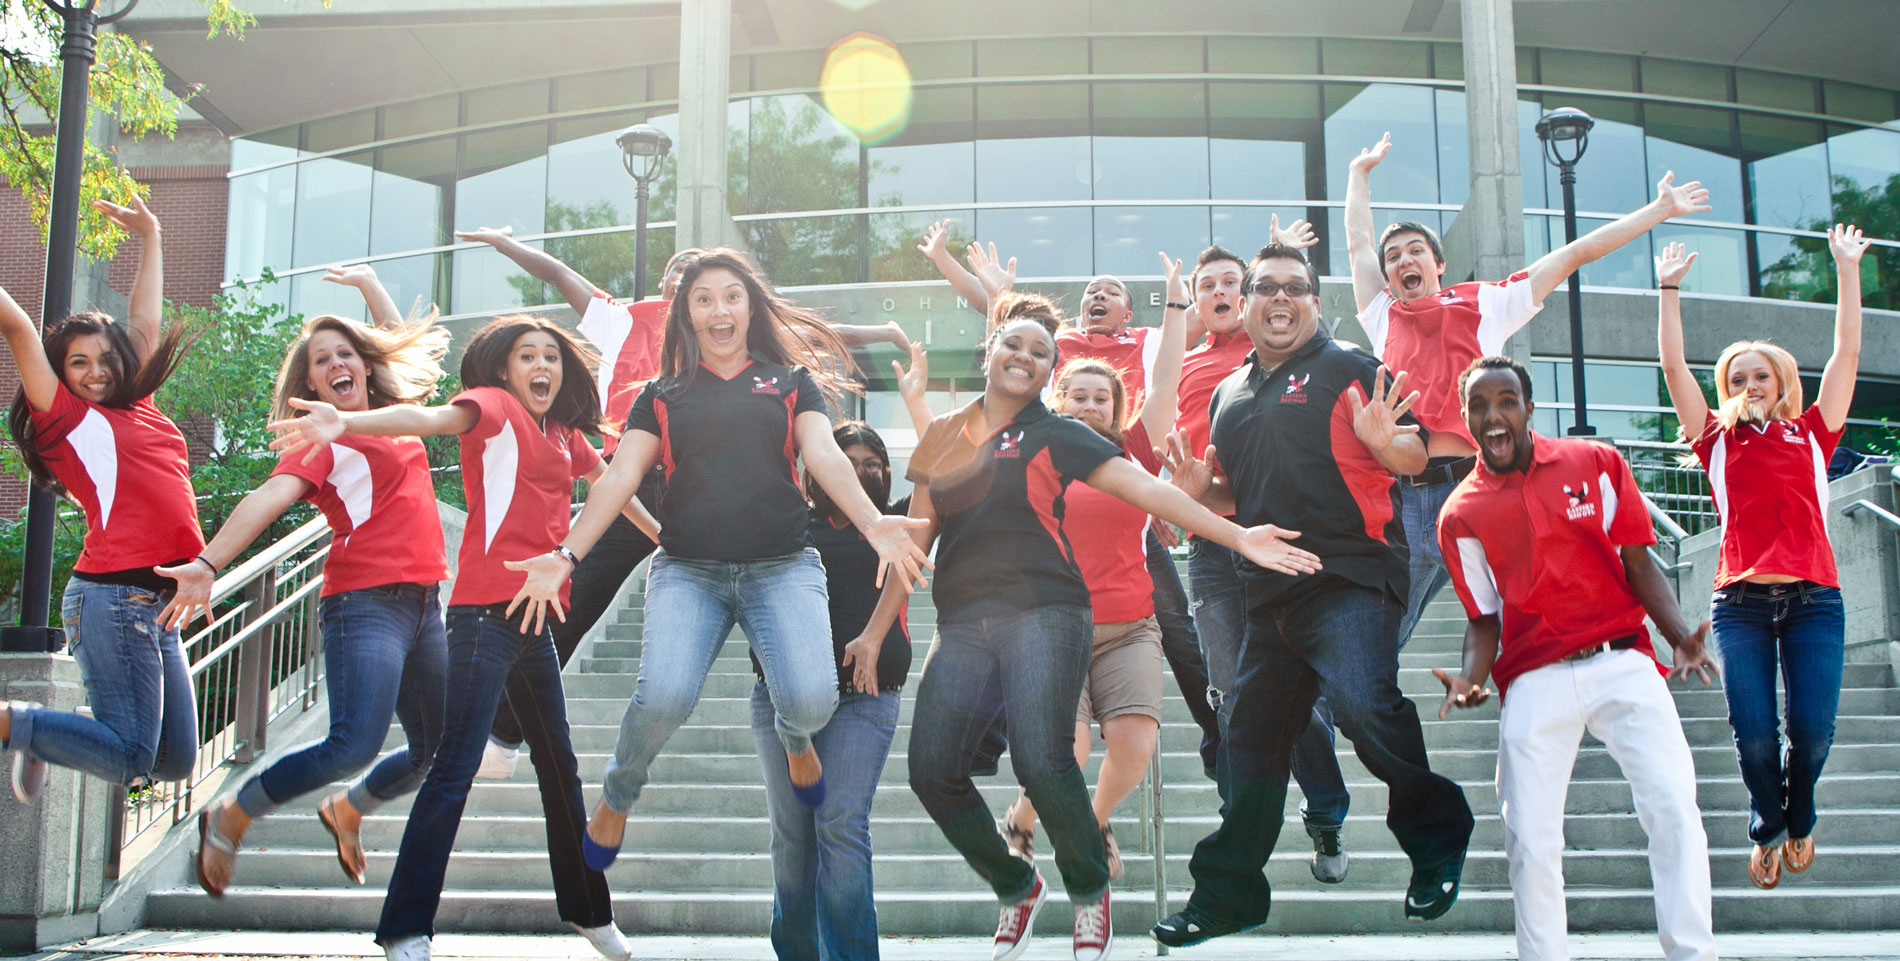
460, 314, 605, 435
656, 247, 858, 404
7, 311, 197, 496
271, 313, 449, 423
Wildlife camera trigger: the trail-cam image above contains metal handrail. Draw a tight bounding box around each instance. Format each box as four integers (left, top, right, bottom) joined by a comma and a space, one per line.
1841, 498, 1900, 531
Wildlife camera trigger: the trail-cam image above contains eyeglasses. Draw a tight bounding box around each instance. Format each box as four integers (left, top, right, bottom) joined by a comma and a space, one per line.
1248, 280, 1314, 298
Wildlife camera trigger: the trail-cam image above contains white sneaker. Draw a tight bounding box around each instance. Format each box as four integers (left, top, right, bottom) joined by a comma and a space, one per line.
475, 740, 518, 780
12, 749, 47, 803
382, 934, 430, 961
571, 921, 632, 961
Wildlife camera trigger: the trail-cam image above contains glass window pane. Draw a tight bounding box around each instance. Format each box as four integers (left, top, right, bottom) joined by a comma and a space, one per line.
1321, 39, 1429, 79
976, 82, 1087, 139
1640, 59, 1729, 101
1756, 230, 1827, 302
1736, 70, 1816, 112
381, 94, 458, 141
225, 167, 295, 283
1652, 223, 1747, 296
546, 230, 640, 302
1092, 37, 1201, 75
555, 67, 644, 112
1092, 81, 1205, 138
651, 62, 680, 103
1436, 89, 1470, 208
371, 138, 452, 255
1519, 98, 1551, 210
1210, 139, 1306, 201
1538, 97, 1648, 216
1643, 104, 1744, 222
547, 121, 641, 235
1741, 115, 1830, 229
1095, 206, 1210, 277
976, 136, 1090, 203
868, 209, 976, 283
292, 267, 371, 324
880, 85, 972, 146
464, 80, 550, 126
898, 41, 973, 83
1570, 215, 1651, 288
1209, 81, 1321, 137
1824, 82, 1898, 124
292, 153, 372, 267
1538, 49, 1634, 91
366, 253, 441, 321
743, 95, 860, 214
305, 111, 376, 153
1827, 125, 1900, 196
1325, 84, 1437, 203
452, 244, 544, 313
1433, 43, 1464, 81
869, 140, 975, 207
1212, 205, 1308, 257
1092, 136, 1208, 201
753, 50, 824, 90
453, 126, 548, 312
232, 137, 299, 171
976, 207, 1092, 277
977, 37, 1086, 76
1208, 37, 1315, 75
743, 214, 859, 287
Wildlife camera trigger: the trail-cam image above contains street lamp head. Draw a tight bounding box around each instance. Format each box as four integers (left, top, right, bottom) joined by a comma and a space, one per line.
1536, 106, 1594, 166
617, 123, 673, 182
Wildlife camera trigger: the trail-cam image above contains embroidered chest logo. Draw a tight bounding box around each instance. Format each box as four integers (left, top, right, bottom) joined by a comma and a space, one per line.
1438, 289, 1461, 304
994, 429, 1026, 458
1280, 373, 1310, 404
751, 375, 782, 395
1562, 481, 1597, 521
1781, 422, 1807, 444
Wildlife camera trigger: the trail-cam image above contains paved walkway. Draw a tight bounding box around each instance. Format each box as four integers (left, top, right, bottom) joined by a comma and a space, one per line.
11, 930, 1900, 960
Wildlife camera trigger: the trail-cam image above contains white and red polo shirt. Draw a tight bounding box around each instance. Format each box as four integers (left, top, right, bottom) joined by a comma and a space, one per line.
270, 435, 448, 596
1691, 405, 1842, 589
1058, 324, 1159, 411
1063, 419, 1164, 624
1437, 434, 1662, 696
28, 385, 202, 574
577, 291, 669, 455
447, 386, 602, 607
1358, 272, 1542, 447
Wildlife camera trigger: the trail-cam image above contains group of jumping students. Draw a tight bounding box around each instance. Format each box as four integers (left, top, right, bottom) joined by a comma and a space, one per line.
0, 130, 1871, 961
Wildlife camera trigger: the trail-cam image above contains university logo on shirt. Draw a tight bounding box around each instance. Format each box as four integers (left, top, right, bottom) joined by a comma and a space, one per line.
1782, 421, 1807, 444
1281, 372, 1310, 404
751, 375, 782, 395
995, 429, 1026, 458
1563, 481, 1597, 521
1439, 288, 1462, 304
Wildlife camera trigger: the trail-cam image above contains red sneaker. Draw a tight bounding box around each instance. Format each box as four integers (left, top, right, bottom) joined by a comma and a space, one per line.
993, 873, 1047, 961
1073, 886, 1113, 961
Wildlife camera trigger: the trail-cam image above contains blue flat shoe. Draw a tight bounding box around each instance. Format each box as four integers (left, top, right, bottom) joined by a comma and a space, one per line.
790, 771, 826, 808
581, 832, 620, 871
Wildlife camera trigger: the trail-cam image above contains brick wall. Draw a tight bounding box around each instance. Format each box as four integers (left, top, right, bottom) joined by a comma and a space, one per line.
0, 165, 230, 516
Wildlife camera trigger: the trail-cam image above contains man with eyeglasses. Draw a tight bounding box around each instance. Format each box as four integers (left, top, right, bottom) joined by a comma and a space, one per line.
1344, 133, 1712, 650
1152, 244, 1475, 947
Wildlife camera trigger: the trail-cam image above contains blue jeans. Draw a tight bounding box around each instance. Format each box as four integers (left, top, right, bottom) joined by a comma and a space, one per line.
375, 607, 611, 942
9, 579, 197, 786
1146, 529, 1221, 773
1186, 576, 1472, 923
751, 684, 901, 961
236, 584, 447, 819
1711, 580, 1846, 846
1186, 537, 1349, 830
600, 548, 838, 813
908, 605, 1109, 905
1396, 478, 1455, 650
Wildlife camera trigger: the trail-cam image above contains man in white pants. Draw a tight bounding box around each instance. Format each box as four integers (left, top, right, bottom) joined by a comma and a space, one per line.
1432, 356, 1720, 961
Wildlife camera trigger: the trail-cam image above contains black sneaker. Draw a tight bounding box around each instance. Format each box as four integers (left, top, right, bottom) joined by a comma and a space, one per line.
1404, 847, 1466, 922
1150, 905, 1263, 947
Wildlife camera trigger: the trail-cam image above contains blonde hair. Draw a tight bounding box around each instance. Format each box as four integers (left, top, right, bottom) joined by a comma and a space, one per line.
1053, 358, 1128, 447
1711, 340, 1803, 431
272, 313, 450, 423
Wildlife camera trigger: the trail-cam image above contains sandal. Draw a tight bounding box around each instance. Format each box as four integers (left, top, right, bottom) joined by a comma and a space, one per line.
1748, 842, 1782, 890
195, 803, 238, 898
1783, 835, 1815, 874
1001, 798, 1035, 861
1101, 823, 1122, 881
318, 793, 367, 885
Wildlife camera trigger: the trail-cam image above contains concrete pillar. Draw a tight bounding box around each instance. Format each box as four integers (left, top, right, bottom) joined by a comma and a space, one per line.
0, 653, 115, 950
1451, 0, 1528, 345
675, 0, 742, 251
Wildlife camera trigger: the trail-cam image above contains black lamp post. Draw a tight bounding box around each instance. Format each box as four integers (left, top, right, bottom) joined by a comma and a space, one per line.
3, 0, 140, 653
616, 123, 673, 301
1536, 106, 1597, 437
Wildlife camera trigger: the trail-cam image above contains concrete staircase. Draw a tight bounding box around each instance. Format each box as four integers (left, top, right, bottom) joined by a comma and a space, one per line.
143, 569, 1900, 937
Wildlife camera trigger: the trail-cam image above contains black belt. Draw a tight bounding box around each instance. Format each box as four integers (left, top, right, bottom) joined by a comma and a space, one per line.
1403, 456, 1475, 488
1559, 635, 1640, 663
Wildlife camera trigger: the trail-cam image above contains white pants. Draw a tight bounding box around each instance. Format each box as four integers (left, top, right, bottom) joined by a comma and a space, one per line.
1497, 648, 1717, 961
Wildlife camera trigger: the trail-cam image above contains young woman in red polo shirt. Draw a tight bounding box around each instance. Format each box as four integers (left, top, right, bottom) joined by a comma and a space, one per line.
1656, 226, 1869, 889
271, 314, 635, 961
996, 253, 1188, 880
156, 265, 450, 899
0, 197, 203, 803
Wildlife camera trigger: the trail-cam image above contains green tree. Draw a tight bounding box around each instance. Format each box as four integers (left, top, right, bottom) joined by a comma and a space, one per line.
1761, 173, 1899, 311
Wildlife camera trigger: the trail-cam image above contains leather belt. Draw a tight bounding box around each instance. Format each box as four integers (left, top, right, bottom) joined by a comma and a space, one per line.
1403, 456, 1475, 488
1559, 635, 1640, 663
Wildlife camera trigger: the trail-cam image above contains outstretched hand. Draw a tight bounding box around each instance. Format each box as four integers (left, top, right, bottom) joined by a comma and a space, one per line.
1431, 667, 1494, 719
1656, 241, 1698, 288
916, 220, 951, 262
501, 552, 574, 635
1829, 223, 1870, 267
1348, 365, 1420, 455
93, 194, 160, 238
966, 242, 1016, 298
862, 514, 933, 593
323, 263, 379, 289
266, 397, 343, 464
1268, 214, 1319, 251
1160, 429, 1216, 501
892, 341, 929, 405
454, 225, 514, 246
1668, 619, 1720, 686
154, 560, 212, 631
1350, 132, 1392, 175
1653, 171, 1712, 219
1234, 524, 1322, 577
1159, 251, 1188, 307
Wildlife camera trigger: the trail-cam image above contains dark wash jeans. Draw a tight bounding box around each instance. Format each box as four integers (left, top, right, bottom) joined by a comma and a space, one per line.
1186, 575, 1473, 924
376, 606, 612, 943
908, 604, 1109, 905
1146, 528, 1223, 771
237, 583, 446, 818
1711, 579, 1846, 846
491, 464, 665, 748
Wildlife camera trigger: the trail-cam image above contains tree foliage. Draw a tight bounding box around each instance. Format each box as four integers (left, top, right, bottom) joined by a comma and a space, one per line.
1761, 173, 1899, 311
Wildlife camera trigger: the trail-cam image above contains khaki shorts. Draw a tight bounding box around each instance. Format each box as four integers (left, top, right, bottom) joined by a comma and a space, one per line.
1075, 616, 1165, 725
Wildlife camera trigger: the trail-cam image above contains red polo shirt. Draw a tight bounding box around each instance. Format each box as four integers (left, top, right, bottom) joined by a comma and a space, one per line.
1063, 419, 1164, 623
1437, 434, 1662, 696
1692, 405, 1842, 589
1176, 329, 1252, 458
1358, 272, 1541, 447
1057, 324, 1158, 411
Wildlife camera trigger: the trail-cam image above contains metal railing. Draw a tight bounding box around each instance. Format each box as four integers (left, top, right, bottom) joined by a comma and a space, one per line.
107, 517, 333, 877
1612, 439, 1718, 537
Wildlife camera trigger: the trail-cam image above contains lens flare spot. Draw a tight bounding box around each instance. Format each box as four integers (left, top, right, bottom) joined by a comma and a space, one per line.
820, 32, 913, 145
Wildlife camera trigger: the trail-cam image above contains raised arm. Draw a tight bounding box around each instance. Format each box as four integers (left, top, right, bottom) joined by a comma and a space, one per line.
1525, 171, 1710, 305
1344, 132, 1392, 313
1654, 242, 1709, 435
323, 264, 406, 330
1349, 366, 1427, 476
267, 397, 477, 464
154, 472, 309, 630
1138, 252, 1190, 446
94, 196, 163, 363
1816, 224, 1870, 432
828, 322, 912, 350
892, 340, 936, 436
0, 283, 59, 412
917, 220, 991, 316
797, 409, 932, 591
454, 225, 597, 316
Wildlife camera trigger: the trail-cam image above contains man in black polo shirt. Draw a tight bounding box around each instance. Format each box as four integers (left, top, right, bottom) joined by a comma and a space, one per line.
1152, 244, 1475, 946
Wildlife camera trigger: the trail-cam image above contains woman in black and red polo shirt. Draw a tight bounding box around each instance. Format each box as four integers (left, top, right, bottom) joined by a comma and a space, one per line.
1656, 227, 1868, 889
848, 291, 1319, 961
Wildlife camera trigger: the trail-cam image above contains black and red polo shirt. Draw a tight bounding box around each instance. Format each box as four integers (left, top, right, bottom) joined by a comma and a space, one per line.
1207, 332, 1417, 607
906, 398, 1123, 622
1437, 434, 1662, 696
626, 360, 832, 561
